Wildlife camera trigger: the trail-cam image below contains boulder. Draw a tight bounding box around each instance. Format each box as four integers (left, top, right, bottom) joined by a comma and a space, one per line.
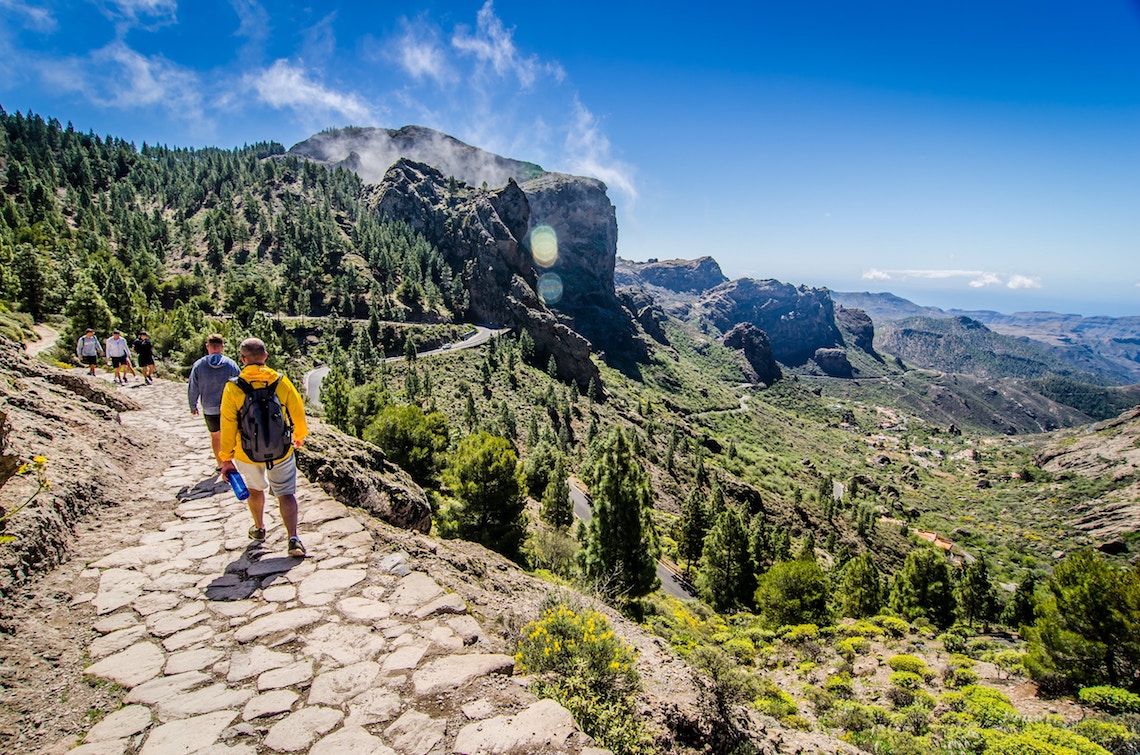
722, 323, 781, 384
814, 348, 853, 378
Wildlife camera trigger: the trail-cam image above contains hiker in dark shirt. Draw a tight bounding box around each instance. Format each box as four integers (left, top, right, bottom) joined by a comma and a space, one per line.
132, 331, 156, 384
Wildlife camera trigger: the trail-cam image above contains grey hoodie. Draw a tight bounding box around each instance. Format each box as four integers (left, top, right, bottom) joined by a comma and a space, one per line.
188, 352, 240, 414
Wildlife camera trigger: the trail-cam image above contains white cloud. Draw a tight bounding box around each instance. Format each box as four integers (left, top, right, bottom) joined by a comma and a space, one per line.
969, 272, 1003, 288
98, 0, 177, 28
1006, 274, 1041, 290
563, 98, 636, 200
862, 268, 1041, 291
229, 0, 268, 42
245, 59, 373, 124
451, 0, 563, 90
0, 0, 56, 31
395, 25, 452, 85
37, 41, 203, 124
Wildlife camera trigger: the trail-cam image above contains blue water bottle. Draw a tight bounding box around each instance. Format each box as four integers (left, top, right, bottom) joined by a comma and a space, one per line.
226, 469, 250, 501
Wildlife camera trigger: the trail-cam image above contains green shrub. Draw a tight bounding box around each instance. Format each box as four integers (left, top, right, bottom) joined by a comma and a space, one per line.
874, 615, 911, 638
893, 705, 932, 735
723, 636, 756, 664
836, 635, 871, 662
986, 723, 1112, 755
836, 620, 884, 638
891, 671, 926, 690
824, 672, 854, 699
947, 653, 977, 669
888, 654, 934, 680
780, 623, 820, 643
826, 701, 891, 733
959, 685, 1020, 728
1071, 719, 1134, 752
944, 667, 981, 689
753, 677, 799, 721
938, 631, 969, 654
1077, 686, 1140, 716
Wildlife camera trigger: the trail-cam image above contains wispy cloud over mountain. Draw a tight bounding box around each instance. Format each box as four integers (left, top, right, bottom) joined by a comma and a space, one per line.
862, 268, 1041, 290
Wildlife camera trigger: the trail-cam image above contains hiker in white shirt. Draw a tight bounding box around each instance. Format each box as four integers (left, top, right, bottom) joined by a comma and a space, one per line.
105, 330, 133, 385
76, 327, 104, 377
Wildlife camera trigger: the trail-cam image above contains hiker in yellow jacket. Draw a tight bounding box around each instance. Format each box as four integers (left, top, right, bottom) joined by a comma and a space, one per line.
218, 337, 310, 557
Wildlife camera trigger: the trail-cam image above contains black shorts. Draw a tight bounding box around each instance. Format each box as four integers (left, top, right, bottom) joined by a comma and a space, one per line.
111, 356, 128, 367
138, 356, 155, 367
81, 355, 98, 366
204, 414, 222, 433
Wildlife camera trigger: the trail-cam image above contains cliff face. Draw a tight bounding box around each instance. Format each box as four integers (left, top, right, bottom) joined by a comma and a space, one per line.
722, 323, 781, 384
361, 159, 600, 389
616, 256, 728, 294
693, 279, 844, 366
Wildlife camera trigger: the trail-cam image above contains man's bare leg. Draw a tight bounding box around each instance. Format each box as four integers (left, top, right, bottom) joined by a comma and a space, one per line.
246, 489, 266, 531
210, 431, 223, 469
277, 494, 299, 540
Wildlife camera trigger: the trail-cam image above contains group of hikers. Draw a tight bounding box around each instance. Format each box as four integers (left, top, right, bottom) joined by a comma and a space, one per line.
77, 328, 310, 558
74, 327, 156, 385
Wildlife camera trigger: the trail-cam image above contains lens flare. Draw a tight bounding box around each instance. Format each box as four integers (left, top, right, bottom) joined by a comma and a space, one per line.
530, 225, 558, 268
538, 272, 563, 304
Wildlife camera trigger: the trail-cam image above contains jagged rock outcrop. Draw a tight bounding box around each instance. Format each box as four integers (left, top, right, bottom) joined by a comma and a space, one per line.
722, 323, 781, 384
289, 125, 545, 187
836, 305, 876, 355
813, 348, 854, 378
693, 279, 843, 365
521, 173, 645, 362
617, 256, 728, 294
293, 423, 432, 533
361, 159, 601, 389
617, 289, 670, 346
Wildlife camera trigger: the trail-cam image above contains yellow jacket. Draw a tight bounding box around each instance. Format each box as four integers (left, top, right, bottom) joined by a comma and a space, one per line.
219, 364, 308, 464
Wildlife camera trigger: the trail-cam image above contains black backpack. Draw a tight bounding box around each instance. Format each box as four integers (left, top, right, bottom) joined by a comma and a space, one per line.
231, 377, 293, 467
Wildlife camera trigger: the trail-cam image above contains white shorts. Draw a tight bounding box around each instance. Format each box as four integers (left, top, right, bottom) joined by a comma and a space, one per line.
233, 453, 297, 497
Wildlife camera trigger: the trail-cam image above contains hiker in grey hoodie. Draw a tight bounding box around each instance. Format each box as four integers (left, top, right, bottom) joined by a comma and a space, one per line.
188, 333, 240, 471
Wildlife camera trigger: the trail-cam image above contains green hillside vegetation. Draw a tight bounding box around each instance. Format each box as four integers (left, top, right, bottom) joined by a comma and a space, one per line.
4, 109, 1139, 753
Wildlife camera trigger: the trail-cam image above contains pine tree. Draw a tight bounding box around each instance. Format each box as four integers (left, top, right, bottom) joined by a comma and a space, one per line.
540, 456, 573, 529
580, 429, 659, 600
1001, 572, 1038, 631
320, 363, 351, 433
957, 556, 999, 630
696, 505, 755, 611
889, 547, 956, 629
676, 489, 709, 575
838, 552, 882, 619
445, 432, 526, 560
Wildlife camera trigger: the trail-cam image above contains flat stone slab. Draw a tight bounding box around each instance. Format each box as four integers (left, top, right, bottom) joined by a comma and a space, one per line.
310, 725, 397, 755
380, 644, 427, 673
93, 612, 141, 634
453, 699, 587, 755
156, 683, 254, 719
84, 704, 153, 743
137, 710, 237, 755
93, 569, 150, 615
89, 625, 148, 659
147, 603, 207, 637
413, 593, 467, 619
242, 689, 300, 720
263, 706, 343, 753
246, 557, 300, 578
258, 660, 314, 692
411, 654, 515, 696
165, 647, 225, 675
162, 624, 214, 652
344, 688, 401, 727
337, 597, 390, 623
388, 572, 444, 615
124, 671, 210, 705
385, 709, 446, 755
296, 569, 367, 606
307, 661, 380, 706
65, 740, 128, 755
233, 608, 322, 642
85, 641, 165, 688
301, 623, 385, 666
227, 646, 294, 682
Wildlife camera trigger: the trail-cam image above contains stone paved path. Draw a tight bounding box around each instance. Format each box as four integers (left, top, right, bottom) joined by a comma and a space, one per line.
64, 377, 609, 755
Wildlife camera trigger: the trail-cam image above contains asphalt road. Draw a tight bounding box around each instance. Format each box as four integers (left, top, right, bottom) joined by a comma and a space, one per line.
304, 325, 503, 406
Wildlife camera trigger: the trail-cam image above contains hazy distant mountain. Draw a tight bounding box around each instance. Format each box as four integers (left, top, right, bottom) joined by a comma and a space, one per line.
835, 291, 1140, 385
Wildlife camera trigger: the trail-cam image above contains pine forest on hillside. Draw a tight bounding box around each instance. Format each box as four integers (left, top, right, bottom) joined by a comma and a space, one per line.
2, 109, 1139, 755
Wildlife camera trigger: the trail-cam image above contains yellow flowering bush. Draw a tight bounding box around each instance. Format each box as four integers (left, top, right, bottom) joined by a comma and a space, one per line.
515, 602, 650, 754
0, 456, 50, 544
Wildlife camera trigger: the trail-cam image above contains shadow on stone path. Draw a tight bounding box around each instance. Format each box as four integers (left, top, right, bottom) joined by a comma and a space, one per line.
63, 376, 610, 755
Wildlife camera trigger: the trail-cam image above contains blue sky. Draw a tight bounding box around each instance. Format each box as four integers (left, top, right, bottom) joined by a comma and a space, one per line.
2, 1, 1138, 317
